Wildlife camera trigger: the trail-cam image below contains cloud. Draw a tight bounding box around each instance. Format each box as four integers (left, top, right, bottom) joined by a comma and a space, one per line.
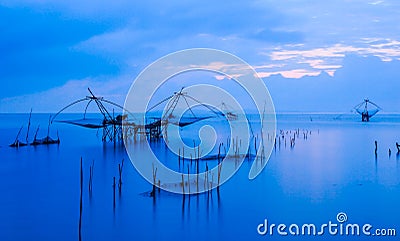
369, 0, 384, 5
269, 47, 347, 61
265, 55, 400, 112
0, 76, 131, 113
260, 39, 400, 77
257, 69, 321, 79
299, 59, 342, 70
1, 54, 400, 113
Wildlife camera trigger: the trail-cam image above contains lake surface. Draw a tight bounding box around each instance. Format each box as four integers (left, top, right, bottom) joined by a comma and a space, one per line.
0, 113, 399, 240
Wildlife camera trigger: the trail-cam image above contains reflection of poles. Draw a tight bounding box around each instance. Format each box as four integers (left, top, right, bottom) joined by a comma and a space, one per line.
181, 188, 185, 219
88, 160, 94, 196
112, 177, 116, 209
118, 159, 124, 190
187, 165, 190, 194
79, 158, 83, 241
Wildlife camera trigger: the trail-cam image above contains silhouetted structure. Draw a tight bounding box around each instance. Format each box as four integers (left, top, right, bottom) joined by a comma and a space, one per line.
52, 88, 129, 142
354, 99, 381, 122
52, 87, 223, 142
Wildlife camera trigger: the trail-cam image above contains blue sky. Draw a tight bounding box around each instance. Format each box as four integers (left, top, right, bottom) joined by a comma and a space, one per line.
0, 0, 399, 112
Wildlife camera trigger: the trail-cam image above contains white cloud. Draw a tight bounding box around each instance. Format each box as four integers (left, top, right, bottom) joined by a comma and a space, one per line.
257, 69, 321, 79
253, 64, 287, 69
259, 39, 400, 77
299, 59, 342, 70
369, 0, 384, 5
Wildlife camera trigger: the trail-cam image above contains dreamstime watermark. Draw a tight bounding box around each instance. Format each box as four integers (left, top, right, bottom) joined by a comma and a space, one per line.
123, 48, 276, 194
257, 212, 396, 237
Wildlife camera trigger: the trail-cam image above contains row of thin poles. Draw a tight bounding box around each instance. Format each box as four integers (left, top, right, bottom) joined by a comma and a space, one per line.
374, 141, 400, 159
78, 157, 124, 241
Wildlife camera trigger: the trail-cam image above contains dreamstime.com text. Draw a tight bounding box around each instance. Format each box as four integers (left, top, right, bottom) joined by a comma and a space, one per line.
257, 212, 396, 237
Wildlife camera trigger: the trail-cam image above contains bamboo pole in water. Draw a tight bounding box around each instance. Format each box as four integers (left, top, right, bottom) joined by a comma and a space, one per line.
152, 163, 157, 197
193, 140, 196, 160
187, 165, 190, 194
211, 173, 214, 194
218, 143, 221, 160
178, 148, 181, 170
205, 163, 209, 191
217, 160, 222, 193
254, 137, 258, 161
236, 136, 238, 157
181, 174, 185, 194
196, 152, 199, 193
26, 108, 32, 144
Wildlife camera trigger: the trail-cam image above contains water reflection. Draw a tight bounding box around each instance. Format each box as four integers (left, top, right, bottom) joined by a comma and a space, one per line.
149, 189, 223, 225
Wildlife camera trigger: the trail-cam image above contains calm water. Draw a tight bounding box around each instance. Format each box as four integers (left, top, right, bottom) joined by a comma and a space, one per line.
0, 113, 399, 241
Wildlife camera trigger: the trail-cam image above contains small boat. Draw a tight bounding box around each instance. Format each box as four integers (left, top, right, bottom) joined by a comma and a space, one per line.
10, 112, 61, 147
10, 110, 32, 148
354, 99, 381, 122
9, 140, 28, 148
9, 126, 28, 148
226, 111, 238, 121
31, 117, 60, 146
31, 135, 60, 146
220, 102, 238, 121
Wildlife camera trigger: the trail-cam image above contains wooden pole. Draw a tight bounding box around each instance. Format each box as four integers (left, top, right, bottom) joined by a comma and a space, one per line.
26, 108, 32, 144
187, 165, 190, 195
181, 174, 185, 195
